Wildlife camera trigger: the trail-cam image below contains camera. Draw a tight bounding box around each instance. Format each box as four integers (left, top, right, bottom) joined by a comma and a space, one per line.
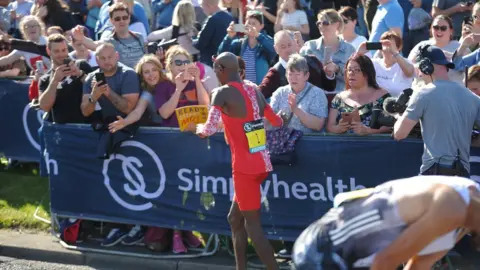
383, 88, 414, 115
147, 38, 178, 54
369, 106, 396, 129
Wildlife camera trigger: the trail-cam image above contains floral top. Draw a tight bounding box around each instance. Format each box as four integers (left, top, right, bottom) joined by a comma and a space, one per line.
331, 92, 391, 129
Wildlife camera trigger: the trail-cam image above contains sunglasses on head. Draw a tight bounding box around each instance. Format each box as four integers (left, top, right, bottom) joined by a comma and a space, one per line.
173, 59, 191, 66
113, 15, 129, 22
432, 25, 448, 31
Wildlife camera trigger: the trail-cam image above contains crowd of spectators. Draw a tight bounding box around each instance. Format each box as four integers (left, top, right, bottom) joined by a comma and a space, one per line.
3, 0, 480, 258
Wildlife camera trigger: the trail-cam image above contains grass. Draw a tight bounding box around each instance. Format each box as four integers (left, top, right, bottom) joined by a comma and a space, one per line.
0, 158, 51, 231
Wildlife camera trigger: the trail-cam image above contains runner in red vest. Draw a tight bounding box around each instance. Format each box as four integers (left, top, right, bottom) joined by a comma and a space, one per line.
195, 52, 283, 270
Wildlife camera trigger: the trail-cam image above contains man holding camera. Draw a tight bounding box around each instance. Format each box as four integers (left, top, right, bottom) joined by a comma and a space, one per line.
38, 34, 93, 124
393, 45, 480, 177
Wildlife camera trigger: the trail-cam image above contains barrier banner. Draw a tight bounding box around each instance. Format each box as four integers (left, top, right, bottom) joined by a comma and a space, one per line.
0, 79, 43, 162
44, 123, 434, 241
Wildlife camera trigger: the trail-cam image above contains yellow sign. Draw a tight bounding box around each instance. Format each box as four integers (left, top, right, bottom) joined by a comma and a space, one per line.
243, 119, 266, 153
175, 105, 209, 131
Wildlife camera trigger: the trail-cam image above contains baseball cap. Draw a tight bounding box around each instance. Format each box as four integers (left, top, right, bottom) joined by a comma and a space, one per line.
418, 45, 455, 69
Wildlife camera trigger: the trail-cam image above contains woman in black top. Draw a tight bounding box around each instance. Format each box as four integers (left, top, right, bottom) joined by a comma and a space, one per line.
31, 0, 77, 33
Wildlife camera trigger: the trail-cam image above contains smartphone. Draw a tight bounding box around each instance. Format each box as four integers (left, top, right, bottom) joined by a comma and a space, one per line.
351, 109, 361, 123
366, 42, 383, 50
341, 112, 352, 123
35, 60, 44, 74
466, 1, 474, 6
233, 24, 246, 33
464, 16, 473, 26
95, 72, 106, 86
63, 58, 72, 71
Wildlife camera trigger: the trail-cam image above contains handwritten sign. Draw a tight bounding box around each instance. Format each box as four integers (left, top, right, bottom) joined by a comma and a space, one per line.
175, 105, 209, 131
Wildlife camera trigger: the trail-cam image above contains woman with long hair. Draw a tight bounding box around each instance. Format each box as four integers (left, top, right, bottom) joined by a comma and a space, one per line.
31, 0, 76, 32
148, 0, 199, 56
109, 55, 168, 132
155, 46, 210, 129
326, 54, 391, 135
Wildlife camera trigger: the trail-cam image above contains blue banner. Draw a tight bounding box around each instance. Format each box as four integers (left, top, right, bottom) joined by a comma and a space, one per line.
0, 79, 43, 162
43, 123, 436, 241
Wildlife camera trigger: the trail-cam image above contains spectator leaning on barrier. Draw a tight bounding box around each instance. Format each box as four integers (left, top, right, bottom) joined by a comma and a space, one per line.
258, 30, 336, 99
326, 54, 392, 135
0, 16, 50, 71
394, 45, 480, 177
81, 43, 140, 122
270, 54, 328, 134
357, 31, 414, 97
218, 11, 276, 85
109, 54, 167, 131
72, 3, 146, 68
300, 9, 356, 94
155, 46, 210, 129
0, 41, 27, 77
409, 15, 466, 85
194, 0, 233, 66
369, 0, 404, 42
38, 34, 93, 124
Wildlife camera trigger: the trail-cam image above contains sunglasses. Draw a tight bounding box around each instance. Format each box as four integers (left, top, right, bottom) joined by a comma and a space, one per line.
316, 20, 331, 27
113, 15, 130, 22
474, 15, 480, 21
173, 59, 191, 66
432, 25, 448, 31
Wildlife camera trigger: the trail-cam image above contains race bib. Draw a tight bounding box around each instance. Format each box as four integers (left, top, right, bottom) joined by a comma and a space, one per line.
243, 119, 266, 154
334, 188, 375, 207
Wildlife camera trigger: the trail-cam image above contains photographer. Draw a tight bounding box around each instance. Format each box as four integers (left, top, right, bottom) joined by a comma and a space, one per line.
393, 45, 480, 177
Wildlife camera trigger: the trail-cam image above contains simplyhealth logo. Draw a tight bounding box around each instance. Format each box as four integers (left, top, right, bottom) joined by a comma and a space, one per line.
102, 141, 166, 211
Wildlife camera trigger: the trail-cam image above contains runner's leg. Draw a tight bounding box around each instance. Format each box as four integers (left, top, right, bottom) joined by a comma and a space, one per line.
228, 201, 248, 270
242, 209, 279, 270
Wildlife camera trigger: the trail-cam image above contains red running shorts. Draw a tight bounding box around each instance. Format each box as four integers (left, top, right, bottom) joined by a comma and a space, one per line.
233, 171, 269, 211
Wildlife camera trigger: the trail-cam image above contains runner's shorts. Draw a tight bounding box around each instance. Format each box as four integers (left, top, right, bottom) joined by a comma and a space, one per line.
233, 171, 268, 211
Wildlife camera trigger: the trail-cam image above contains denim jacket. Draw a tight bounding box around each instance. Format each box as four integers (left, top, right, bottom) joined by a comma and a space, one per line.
218, 32, 277, 85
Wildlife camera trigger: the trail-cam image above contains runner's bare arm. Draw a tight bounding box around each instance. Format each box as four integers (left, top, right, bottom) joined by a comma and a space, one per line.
370, 187, 467, 270
403, 251, 448, 270
255, 89, 283, 127
196, 86, 227, 137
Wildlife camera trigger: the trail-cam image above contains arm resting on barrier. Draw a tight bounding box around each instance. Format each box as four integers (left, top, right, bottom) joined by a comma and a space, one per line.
0, 51, 21, 67
371, 188, 466, 270
38, 74, 62, 112
110, 98, 149, 132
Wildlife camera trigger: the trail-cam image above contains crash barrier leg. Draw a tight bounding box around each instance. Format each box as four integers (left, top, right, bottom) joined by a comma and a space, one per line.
52, 214, 220, 259
33, 192, 51, 225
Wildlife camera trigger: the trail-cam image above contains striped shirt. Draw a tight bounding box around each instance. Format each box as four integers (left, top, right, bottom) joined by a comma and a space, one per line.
242, 45, 257, 83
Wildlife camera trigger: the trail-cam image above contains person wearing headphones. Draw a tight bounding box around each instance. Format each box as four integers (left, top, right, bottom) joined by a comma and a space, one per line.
392, 45, 480, 177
